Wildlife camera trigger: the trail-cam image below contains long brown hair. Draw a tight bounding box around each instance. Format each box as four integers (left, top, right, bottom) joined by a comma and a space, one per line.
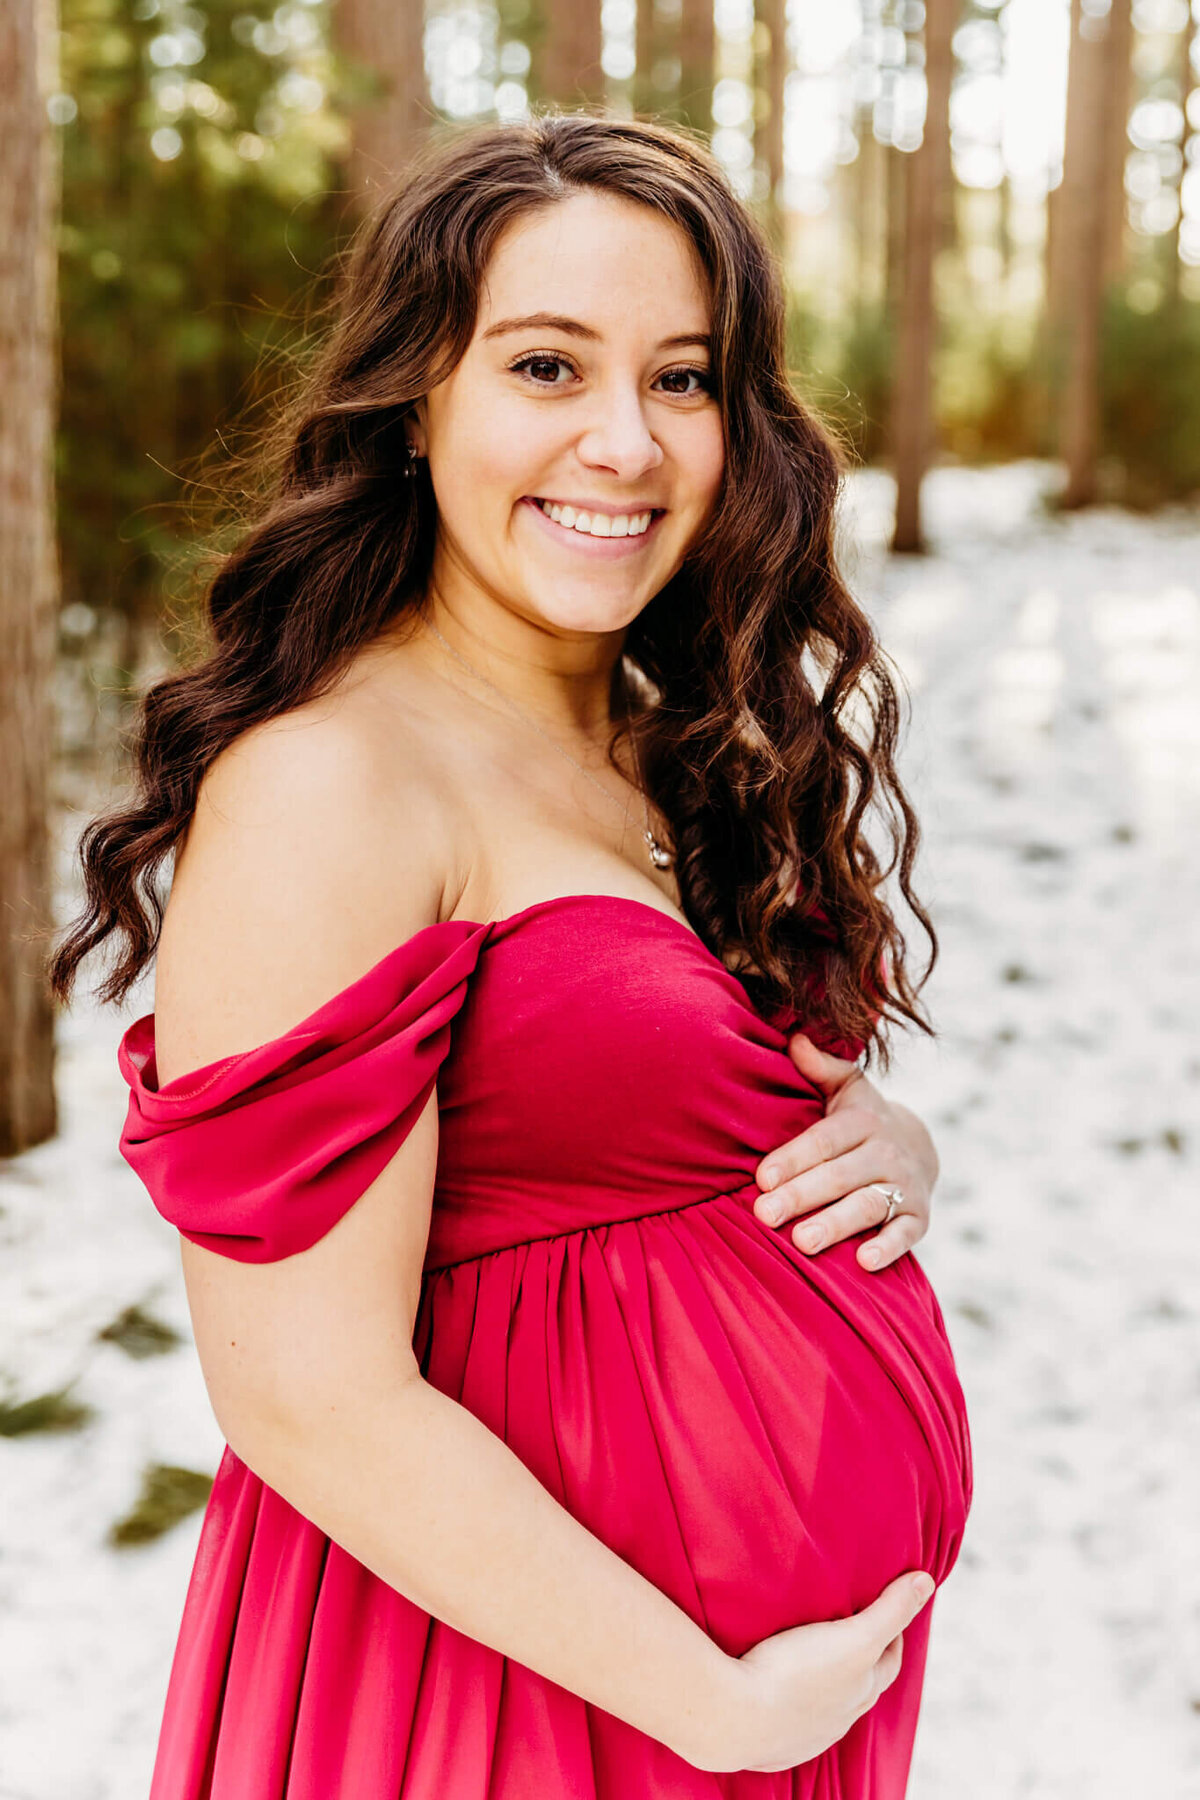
49, 110, 936, 1069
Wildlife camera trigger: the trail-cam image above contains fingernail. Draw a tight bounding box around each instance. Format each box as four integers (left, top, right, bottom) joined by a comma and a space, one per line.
756, 1200, 781, 1226
862, 1246, 882, 1269
914, 1574, 935, 1602
759, 1164, 780, 1191
796, 1227, 822, 1252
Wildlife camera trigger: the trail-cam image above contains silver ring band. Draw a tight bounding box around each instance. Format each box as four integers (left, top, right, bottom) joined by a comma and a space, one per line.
866, 1183, 905, 1226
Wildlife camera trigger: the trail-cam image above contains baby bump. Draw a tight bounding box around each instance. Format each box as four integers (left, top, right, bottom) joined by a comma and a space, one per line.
414, 1192, 973, 1658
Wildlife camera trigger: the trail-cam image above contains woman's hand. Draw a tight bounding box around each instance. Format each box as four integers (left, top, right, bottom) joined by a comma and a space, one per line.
752, 1034, 939, 1272
681, 1570, 936, 1773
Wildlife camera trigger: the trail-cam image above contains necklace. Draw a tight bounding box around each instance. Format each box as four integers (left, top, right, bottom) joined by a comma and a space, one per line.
420, 616, 674, 871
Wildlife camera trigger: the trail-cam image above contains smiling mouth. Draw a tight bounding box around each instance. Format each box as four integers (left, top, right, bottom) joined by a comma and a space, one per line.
529, 497, 664, 539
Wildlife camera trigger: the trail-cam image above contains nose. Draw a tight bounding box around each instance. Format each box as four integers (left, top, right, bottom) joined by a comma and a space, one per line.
574, 384, 664, 481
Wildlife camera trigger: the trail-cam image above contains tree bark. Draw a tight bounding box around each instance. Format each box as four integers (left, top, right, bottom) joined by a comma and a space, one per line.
888, 0, 955, 555
0, 0, 59, 1154
998, 172, 1013, 285
1058, 0, 1127, 510
538, 0, 605, 108
884, 138, 907, 322
333, 0, 431, 212
633, 0, 661, 118
755, 0, 787, 242
1101, 0, 1133, 286
853, 113, 885, 306
678, 0, 716, 138
1165, 10, 1197, 306
1049, 3, 1131, 317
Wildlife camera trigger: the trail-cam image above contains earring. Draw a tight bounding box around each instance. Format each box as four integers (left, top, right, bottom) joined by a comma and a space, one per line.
403, 442, 421, 479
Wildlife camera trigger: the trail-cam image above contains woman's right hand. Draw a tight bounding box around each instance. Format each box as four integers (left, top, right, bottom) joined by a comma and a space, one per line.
683, 1570, 936, 1774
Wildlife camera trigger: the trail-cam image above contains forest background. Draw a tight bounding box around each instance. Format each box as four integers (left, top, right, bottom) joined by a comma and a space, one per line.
3, 0, 1200, 1137
1, 2, 1199, 1795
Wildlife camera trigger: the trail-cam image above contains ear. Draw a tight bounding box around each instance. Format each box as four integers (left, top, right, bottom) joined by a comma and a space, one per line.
405, 401, 428, 459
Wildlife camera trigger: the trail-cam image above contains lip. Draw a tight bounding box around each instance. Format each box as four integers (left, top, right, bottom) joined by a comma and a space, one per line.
520, 495, 665, 558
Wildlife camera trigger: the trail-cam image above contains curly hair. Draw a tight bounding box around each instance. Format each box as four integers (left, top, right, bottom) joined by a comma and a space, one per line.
49, 109, 936, 1070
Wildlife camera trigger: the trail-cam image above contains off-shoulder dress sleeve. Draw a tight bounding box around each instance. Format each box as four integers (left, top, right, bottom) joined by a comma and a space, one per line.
116, 922, 488, 1263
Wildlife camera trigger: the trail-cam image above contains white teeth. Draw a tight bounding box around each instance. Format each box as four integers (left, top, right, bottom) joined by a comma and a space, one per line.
537, 499, 654, 539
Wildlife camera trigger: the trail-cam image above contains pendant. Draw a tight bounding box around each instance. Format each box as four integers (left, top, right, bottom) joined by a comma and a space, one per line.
644, 829, 674, 870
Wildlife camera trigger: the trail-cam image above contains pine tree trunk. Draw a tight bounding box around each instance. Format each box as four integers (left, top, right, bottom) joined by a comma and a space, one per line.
854, 116, 884, 305
1059, 0, 1121, 510
755, 0, 787, 243
678, 0, 716, 138
856, 0, 887, 304
1045, 0, 1110, 335
1101, 0, 1133, 286
998, 172, 1013, 285
539, 0, 605, 108
884, 139, 907, 321
0, 0, 59, 1154
1165, 10, 1196, 306
888, 0, 955, 555
334, 0, 430, 212
633, 0, 661, 118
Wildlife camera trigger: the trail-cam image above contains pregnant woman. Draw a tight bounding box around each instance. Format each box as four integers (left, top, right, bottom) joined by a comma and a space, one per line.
51, 114, 972, 1794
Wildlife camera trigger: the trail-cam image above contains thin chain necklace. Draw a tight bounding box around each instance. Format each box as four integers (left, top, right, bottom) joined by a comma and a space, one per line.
420, 616, 674, 871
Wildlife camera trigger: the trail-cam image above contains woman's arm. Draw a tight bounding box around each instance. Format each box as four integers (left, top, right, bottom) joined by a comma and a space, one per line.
182, 1167, 732, 1765
157, 710, 734, 1765
158, 707, 930, 1775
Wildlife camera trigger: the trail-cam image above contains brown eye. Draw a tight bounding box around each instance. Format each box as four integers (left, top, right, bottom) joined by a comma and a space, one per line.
509, 353, 575, 386
657, 366, 712, 396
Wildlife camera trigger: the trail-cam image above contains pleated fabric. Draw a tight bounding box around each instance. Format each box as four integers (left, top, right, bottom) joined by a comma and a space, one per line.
117, 894, 973, 1799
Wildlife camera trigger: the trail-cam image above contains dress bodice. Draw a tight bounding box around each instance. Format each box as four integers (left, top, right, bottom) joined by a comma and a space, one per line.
427, 895, 828, 1269
117, 892, 856, 1270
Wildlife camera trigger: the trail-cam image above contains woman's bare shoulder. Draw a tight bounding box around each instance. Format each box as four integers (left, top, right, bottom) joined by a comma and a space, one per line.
154, 682, 463, 1086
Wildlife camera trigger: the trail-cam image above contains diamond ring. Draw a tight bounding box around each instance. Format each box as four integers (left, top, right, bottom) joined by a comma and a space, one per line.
865, 1183, 906, 1226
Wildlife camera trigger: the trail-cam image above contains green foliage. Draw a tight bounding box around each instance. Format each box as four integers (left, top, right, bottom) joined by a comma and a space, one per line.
830, 303, 897, 465
785, 298, 894, 465
109, 1462, 214, 1546
788, 284, 1200, 505
0, 1386, 94, 1436
938, 314, 1040, 465
49, 2, 1200, 679
56, 0, 348, 637
96, 1302, 183, 1358
1098, 293, 1200, 506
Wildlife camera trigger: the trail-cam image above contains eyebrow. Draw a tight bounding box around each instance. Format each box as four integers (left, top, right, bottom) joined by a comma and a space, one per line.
480, 312, 712, 353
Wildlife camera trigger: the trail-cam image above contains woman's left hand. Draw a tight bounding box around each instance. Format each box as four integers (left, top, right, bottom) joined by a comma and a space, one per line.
752, 1032, 938, 1272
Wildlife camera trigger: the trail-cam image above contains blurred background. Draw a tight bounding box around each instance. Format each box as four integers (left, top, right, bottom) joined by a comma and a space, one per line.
1, 3, 1199, 1797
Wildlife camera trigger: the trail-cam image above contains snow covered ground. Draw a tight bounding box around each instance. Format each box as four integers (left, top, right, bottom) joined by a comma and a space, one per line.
1, 461, 1197, 1798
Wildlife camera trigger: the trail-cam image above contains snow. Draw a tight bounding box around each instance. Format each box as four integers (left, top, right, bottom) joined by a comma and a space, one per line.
1, 461, 1197, 1797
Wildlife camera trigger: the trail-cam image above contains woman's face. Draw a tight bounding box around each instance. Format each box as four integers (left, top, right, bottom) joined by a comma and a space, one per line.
412, 190, 725, 640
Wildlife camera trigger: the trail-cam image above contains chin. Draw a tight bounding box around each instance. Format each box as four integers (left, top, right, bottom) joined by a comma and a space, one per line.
522, 591, 649, 637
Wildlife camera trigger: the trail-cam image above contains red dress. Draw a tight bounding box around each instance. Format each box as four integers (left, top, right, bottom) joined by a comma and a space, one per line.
117, 892, 973, 1798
